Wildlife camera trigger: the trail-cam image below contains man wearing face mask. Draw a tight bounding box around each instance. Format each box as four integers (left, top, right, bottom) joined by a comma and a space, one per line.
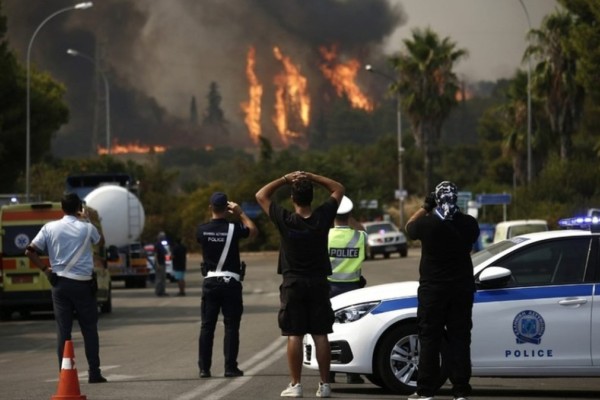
405, 181, 480, 400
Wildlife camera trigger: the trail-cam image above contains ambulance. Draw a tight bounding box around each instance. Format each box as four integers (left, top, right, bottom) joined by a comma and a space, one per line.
0, 202, 113, 320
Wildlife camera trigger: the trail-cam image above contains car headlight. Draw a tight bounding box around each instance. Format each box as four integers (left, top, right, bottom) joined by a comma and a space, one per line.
334, 301, 380, 324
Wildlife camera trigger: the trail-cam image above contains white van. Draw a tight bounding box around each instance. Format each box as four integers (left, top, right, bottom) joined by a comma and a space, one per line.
492, 219, 548, 243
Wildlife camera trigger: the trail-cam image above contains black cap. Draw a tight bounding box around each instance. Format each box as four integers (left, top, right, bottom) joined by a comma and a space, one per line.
210, 192, 228, 207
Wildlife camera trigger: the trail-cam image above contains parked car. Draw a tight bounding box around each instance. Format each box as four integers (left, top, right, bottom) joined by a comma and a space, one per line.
363, 221, 408, 259
473, 222, 495, 252
144, 242, 176, 283
492, 219, 548, 243
303, 217, 600, 394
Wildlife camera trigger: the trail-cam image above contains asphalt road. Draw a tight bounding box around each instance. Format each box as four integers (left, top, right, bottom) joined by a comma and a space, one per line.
1, 250, 599, 399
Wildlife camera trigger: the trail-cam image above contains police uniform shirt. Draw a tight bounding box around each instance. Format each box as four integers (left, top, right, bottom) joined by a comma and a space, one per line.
31, 215, 101, 280
328, 226, 366, 283
196, 218, 250, 274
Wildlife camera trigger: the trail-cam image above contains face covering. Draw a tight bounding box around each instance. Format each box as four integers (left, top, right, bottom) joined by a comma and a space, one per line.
434, 181, 459, 220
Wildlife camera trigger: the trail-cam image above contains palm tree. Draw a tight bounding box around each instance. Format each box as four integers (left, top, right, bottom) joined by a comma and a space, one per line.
389, 27, 468, 194
525, 10, 584, 161
500, 72, 529, 187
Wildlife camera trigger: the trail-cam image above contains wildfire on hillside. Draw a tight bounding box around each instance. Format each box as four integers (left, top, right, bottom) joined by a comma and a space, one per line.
240, 44, 373, 148
272, 46, 311, 147
241, 46, 263, 145
98, 140, 166, 155
319, 45, 373, 112
98, 45, 375, 155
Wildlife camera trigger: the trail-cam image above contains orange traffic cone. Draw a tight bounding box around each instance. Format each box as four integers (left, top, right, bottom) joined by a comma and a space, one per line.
51, 340, 87, 400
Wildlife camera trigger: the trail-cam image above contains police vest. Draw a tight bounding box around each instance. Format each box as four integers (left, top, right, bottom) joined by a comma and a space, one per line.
328, 227, 366, 283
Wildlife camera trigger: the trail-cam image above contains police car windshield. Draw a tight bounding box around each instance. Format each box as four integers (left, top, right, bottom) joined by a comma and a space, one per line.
471, 239, 520, 267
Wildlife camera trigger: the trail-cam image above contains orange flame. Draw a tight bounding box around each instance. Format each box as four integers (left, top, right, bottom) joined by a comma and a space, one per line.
319, 45, 373, 112
241, 46, 263, 144
455, 86, 474, 102
272, 46, 311, 146
97, 139, 166, 155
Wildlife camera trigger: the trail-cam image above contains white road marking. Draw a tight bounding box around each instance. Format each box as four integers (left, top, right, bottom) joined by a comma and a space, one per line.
174, 336, 287, 400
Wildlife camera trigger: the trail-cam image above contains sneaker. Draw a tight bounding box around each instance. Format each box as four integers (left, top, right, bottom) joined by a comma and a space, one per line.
316, 382, 331, 398
407, 393, 434, 400
280, 382, 303, 397
224, 368, 244, 377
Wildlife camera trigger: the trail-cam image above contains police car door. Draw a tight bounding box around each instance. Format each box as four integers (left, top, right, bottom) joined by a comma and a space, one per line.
471, 237, 593, 372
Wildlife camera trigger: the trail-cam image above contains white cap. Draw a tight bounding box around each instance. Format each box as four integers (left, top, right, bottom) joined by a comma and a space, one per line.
337, 196, 353, 214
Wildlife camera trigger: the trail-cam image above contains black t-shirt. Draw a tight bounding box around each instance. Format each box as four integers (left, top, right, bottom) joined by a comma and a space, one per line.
406, 211, 480, 290
172, 243, 187, 271
196, 218, 250, 274
269, 197, 338, 278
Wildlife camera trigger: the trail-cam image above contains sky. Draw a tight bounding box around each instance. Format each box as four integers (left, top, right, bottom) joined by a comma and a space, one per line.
385, 0, 560, 82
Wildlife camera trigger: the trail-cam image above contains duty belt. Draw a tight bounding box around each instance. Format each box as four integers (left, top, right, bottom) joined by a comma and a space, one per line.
206, 271, 240, 282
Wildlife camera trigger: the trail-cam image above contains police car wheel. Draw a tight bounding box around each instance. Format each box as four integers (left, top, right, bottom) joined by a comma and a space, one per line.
375, 323, 447, 394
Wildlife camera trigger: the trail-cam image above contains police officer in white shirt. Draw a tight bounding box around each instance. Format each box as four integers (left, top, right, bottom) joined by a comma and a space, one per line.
25, 193, 107, 383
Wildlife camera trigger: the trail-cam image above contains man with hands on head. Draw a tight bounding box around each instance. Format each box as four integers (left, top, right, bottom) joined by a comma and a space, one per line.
256, 171, 344, 398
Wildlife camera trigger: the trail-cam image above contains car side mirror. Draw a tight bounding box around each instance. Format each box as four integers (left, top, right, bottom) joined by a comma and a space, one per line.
477, 266, 512, 289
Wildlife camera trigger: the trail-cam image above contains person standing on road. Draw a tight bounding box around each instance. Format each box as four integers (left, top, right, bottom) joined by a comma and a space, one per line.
256, 171, 344, 398
154, 231, 169, 297
405, 181, 480, 400
196, 192, 258, 379
327, 195, 366, 384
25, 193, 108, 384
172, 238, 187, 296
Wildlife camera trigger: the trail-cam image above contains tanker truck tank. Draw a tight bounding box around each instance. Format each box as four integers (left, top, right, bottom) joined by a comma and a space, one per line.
85, 185, 148, 288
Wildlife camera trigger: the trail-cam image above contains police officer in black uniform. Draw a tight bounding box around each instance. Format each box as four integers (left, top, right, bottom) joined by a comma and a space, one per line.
196, 192, 258, 378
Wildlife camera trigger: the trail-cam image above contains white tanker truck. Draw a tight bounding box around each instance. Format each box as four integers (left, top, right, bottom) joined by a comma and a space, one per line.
84, 185, 148, 288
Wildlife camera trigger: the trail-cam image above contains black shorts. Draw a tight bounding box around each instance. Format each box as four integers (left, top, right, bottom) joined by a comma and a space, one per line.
278, 276, 334, 336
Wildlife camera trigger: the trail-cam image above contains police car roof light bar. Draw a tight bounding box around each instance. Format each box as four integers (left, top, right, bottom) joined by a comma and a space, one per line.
558, 216, 600, 232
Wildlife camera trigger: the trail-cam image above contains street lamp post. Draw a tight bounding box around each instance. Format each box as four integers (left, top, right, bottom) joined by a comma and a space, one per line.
365, 64, 405, 228
25, 2, 93, 201
519, 0, 532, 185
67, 48, 111, 155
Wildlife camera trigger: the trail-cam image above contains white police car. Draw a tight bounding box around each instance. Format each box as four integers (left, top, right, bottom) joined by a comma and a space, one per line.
303, 216, 600, 394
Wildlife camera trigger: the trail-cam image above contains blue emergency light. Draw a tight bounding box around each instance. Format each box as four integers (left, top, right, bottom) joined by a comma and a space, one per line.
558, 216, 600, 232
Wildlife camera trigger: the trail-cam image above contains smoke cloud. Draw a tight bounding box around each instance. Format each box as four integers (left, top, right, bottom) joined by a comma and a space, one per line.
3, 0, 405, 155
